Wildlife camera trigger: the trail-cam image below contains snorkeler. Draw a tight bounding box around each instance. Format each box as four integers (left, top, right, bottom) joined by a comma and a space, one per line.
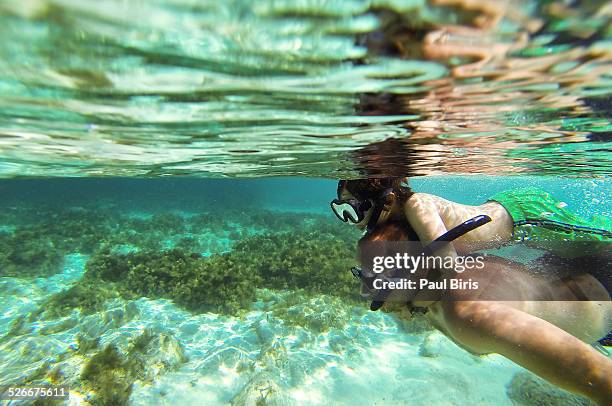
331, 178, 612, 404
359, 221, 612, 405
331, 178, 611, 266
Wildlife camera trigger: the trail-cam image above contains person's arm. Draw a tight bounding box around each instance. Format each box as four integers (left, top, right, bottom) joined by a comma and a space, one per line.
403, 194, 458, 273
443, 301, 612, 405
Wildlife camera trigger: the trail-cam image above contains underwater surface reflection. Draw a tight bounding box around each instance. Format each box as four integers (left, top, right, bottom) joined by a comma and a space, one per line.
0, 0, 610, 177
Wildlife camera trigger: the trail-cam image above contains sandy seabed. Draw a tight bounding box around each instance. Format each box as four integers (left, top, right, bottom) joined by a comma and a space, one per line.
0, 253, 596, 406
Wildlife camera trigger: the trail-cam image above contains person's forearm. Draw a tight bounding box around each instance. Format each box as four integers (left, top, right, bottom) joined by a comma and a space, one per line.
447, 301, 612, 404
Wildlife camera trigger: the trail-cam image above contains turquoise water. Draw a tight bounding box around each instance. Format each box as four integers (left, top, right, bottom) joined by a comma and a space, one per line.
0, 177, 609, 405
0, 0, 611, 405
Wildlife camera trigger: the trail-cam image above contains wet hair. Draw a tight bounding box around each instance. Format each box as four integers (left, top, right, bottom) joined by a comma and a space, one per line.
338, 177, 414, 203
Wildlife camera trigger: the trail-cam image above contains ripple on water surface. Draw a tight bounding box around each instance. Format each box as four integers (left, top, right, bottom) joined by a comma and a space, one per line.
0, 0, 610, 177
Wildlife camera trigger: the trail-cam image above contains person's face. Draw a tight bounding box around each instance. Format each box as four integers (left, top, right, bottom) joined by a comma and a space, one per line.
339, 185, 400, 229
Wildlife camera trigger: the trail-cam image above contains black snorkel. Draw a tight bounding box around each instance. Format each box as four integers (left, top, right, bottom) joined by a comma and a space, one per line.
352, 214, 492, 311
421, 214, 492, 256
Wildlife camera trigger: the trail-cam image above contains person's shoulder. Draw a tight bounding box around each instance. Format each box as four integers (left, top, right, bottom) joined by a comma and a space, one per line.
405, 193, 462, 215
406, 192, 439, 206
403, 192, 441, 212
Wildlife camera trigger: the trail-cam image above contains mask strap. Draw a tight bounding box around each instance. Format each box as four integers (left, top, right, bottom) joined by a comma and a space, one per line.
336, 180, 347, 199
365, 188, 394, 233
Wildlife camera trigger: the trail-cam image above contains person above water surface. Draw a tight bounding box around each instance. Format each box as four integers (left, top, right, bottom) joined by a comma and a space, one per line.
330, 177, 611, 264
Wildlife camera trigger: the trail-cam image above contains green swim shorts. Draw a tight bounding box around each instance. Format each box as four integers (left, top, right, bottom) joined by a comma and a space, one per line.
488, 187, 611, 257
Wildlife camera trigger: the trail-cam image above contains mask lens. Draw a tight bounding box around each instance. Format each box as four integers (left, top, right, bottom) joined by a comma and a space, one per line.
331, 200, 361, 224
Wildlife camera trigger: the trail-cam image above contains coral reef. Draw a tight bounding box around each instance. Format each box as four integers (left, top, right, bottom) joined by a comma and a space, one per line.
79, 330, 187, 406
0, 229, 63, 277
7, 329, 187, 406
45, 225, 361, 317
231, 231, 360, 300
0, 205, 359, 280
258, 289, 360, 334
81, 345, 133, 405
0, 207, 114, 277
44, 279, 126, 318
45, 249, 259, 316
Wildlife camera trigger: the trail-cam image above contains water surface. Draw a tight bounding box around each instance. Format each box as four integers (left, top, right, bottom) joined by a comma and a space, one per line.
0, 0, 610, 177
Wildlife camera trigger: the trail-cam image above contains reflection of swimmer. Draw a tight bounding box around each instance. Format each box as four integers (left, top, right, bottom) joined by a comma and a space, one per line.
331, 178, 611, 265
359, 223, 612, 405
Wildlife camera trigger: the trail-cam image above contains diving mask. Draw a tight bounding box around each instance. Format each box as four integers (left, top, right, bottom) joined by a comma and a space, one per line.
331, 184, 393, 228
330, 198, 373, 224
